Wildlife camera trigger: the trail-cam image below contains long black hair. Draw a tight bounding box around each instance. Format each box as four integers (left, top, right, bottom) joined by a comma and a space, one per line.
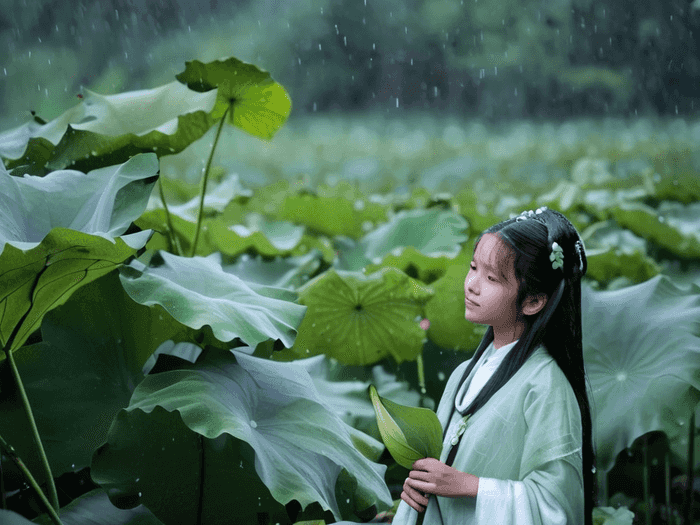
457, 207, 596, 525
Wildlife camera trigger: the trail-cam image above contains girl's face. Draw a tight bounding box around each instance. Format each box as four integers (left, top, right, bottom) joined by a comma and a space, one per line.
463, 233, 522, 333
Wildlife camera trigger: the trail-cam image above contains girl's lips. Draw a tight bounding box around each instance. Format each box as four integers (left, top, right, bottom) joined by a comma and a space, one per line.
465, 297, 479, 307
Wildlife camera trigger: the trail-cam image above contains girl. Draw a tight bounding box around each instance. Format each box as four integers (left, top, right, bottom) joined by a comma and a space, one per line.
392, 207, 596, 524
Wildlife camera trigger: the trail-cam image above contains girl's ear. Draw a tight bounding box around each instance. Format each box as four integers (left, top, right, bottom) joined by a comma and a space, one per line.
522, 293, 547, 316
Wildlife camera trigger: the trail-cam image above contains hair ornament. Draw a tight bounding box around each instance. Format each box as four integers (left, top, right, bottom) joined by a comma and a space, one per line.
574, 239, 585, 273
515, 206, 548, 222
550, 241, 564, 270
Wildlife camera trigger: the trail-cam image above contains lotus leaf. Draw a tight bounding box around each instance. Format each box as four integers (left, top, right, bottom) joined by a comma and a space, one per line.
611, 201, 700, 259
222, 250, 321, 290
30, 489, 164, 525
148, 172, 252, 221
0, 82, 216, 174
582, 275, 700, 472
369, 385, 443, 469
0, 154, 158, 355
279, 190, 388, 240
290, 268, 433, 365
175, 57, 291, 140
0, 153, 158, 251
580, 221, 660, 284
91, 350, 392, 522
119, 250, 307, 348
336, 208, 469, 272
296, 354, 421, 440
0, 271, 186, 479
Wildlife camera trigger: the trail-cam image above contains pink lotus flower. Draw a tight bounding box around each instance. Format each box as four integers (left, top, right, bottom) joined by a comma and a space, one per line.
420, 318, 430, 330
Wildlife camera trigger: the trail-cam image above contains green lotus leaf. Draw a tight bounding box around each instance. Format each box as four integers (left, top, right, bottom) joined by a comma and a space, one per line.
369, 385, 443, 469
363, 246, 453, 284
0, 271, 187, 479
30, 489, 164, 525
91, 350, 392, 522
0, 229, 153, 358
206, 213, 305, 255
336, 208, 469, 272
119, 250, 307, 348
175, 57, 291, 140
290, 268, 434, 365
0, 82, 216, 174
150, 172, 252, 222
0, 154, 158, 355
278, 190, 387, 240
582, 276, 700, 472
580, 221, 661, 284
611, 201, 700, 259
423, 263, 487, 352
296, 354, 421, 442
222, 250, 321, 290
0, 152, 158, 251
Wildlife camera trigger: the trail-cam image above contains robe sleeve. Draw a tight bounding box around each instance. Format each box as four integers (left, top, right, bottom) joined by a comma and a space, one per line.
475, 457, 583, 524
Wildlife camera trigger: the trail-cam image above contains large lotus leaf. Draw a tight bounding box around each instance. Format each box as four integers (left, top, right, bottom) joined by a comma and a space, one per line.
175, 58, 291, 140
611, 201, 700, 259
0, 82, 216, 174
295, 354, 421, 441
423, 262, 487, 352
582, 275, 700, 472
0, 152, 158, 251
290, 268, 433, 365
581, 221, 661, 284
30, 489, 164, 525
221, 251, 321, 290
336, 208, 469, 272
119, 251, 306, 348
90, 350, 392, 523
0, 228, 152, 357
0, 271, 186, 480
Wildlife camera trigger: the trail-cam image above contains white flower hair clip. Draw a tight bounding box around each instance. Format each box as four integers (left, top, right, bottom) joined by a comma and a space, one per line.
515, 206, 548, 222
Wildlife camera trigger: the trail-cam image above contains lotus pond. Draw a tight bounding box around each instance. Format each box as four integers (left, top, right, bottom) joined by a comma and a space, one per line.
0, 56, 699, 525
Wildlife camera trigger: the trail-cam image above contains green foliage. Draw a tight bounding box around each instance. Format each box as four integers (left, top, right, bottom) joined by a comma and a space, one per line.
0, 154, 158, 356
91, 350, 392, 523
119, 250, 307, 349
176, 57, 292, 140
290, 268, 433, 365
368, 385, 443, 469
1, 52, 699, 525
582, 276, 700, 472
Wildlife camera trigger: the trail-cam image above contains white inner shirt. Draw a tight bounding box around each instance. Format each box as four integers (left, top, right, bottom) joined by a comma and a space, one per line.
454, 338, 519, 413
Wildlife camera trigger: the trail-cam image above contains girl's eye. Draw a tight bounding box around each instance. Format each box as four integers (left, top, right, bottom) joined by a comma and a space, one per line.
488, 275, 498, 282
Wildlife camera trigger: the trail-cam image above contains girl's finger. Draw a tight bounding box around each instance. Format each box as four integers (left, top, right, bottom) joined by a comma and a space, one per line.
403, 479, 430, 506
408, 469, 431, 481
406, 476, 432, 494
400, 490, 426, 513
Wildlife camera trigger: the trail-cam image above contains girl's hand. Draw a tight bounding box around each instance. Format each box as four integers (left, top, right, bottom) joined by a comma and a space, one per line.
403, 458, 479, 507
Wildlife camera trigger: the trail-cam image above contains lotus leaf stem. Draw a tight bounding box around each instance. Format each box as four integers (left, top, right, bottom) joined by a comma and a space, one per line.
642, 434, 650, 525
157, 178, 183, 256
684, 410, 695, 524
416, 351, 426, 396
0, 434, 63, 525
190, 102, 232, 257
5, 347, 60, 512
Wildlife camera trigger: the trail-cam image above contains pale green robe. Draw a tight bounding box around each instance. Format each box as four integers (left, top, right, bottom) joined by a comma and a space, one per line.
392, 345, 584, 524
